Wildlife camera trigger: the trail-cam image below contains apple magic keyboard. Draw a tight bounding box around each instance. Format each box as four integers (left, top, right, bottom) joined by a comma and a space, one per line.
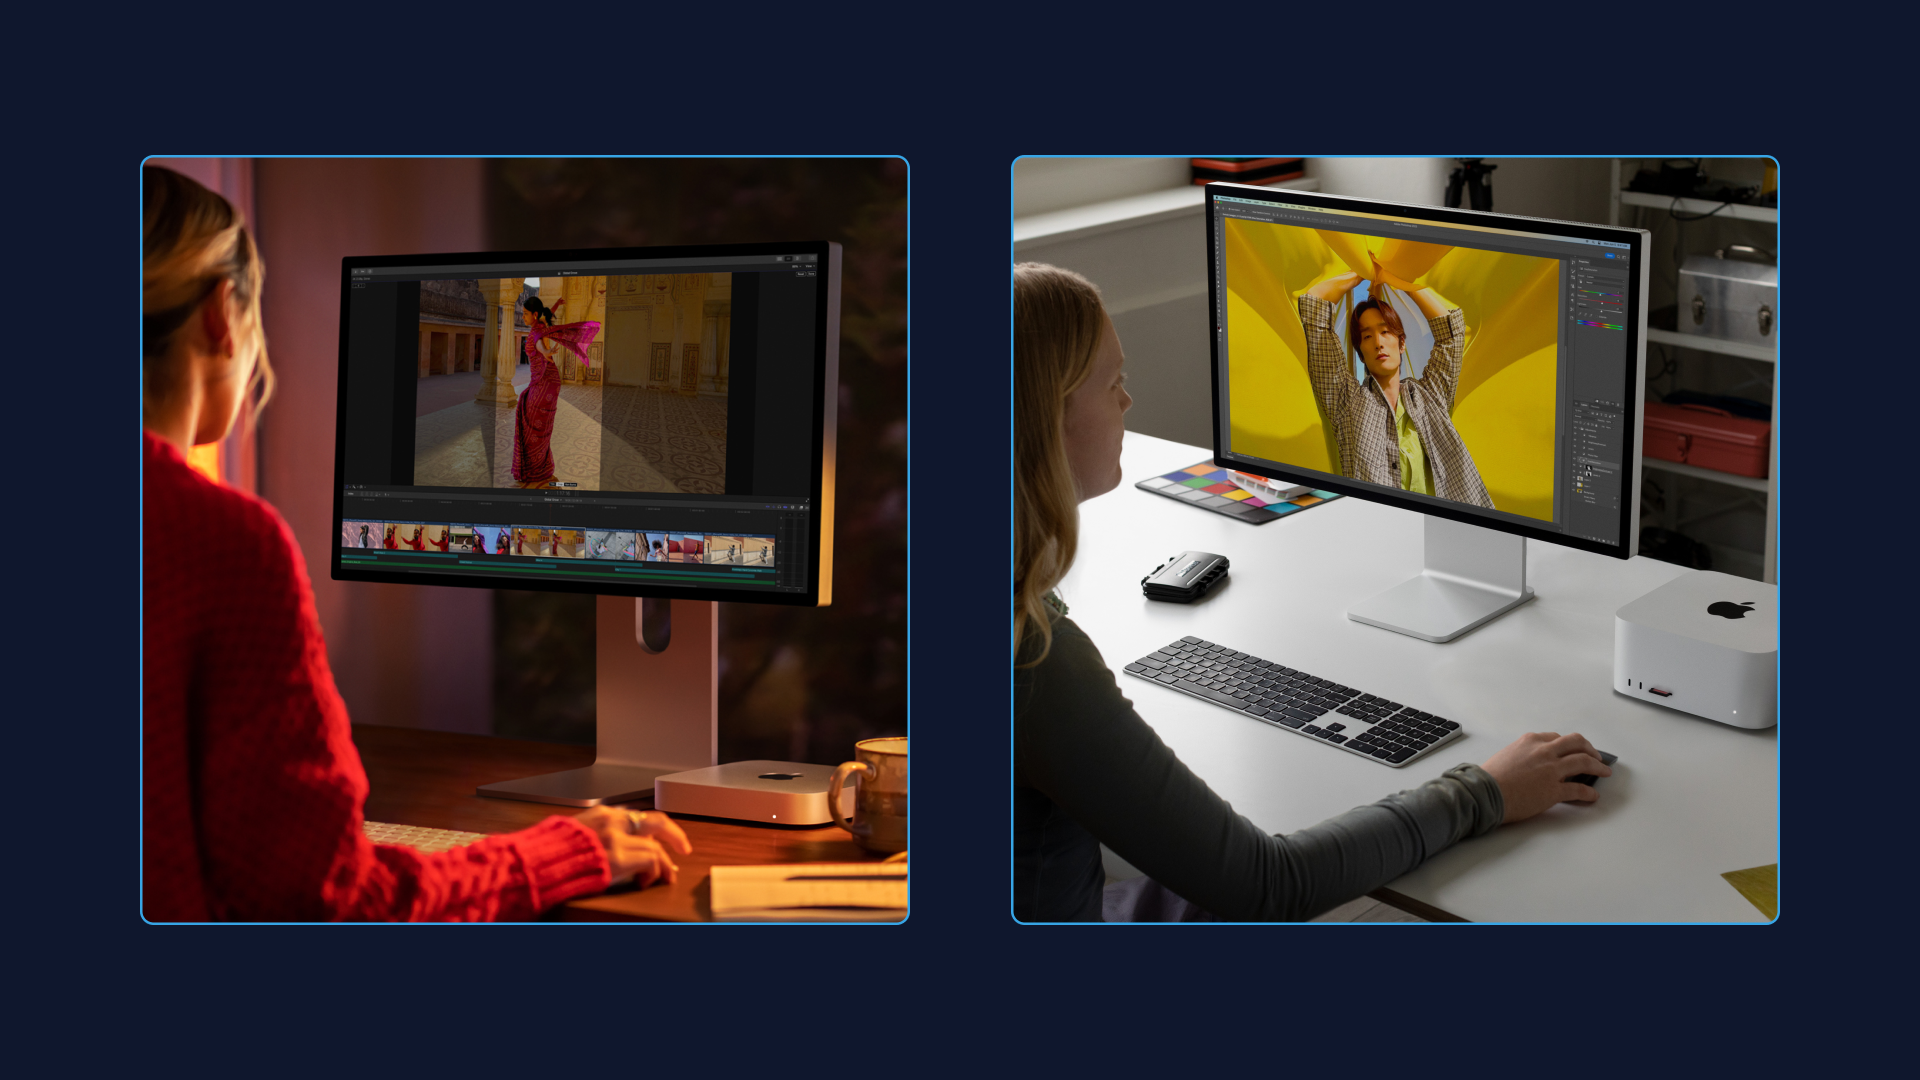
1124, 635, 1464, 768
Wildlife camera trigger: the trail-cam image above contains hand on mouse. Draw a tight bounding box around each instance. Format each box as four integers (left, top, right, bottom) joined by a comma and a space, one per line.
573, 807, 694, 888
1479, 732, 1613, 824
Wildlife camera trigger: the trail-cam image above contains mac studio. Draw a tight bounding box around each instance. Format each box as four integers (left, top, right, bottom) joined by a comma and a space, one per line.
1017, 157, 1777, 922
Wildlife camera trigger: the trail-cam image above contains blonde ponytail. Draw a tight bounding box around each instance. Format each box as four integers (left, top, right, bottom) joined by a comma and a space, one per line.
143, 166, 273, 423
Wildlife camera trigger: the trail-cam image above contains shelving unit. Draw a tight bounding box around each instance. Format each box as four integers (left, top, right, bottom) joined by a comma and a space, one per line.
1610, 159, 1777, 584
1645, 327, 1774, 364
1616, 188, 1777, 224
1642, 457, 1769, 494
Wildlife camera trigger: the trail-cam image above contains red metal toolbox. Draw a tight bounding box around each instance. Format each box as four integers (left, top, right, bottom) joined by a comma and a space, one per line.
1190, 157, 1305, 186
1642, 401, 1771, 478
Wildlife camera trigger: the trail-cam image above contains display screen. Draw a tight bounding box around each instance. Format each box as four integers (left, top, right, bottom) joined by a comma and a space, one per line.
331, 243, 836, 603
1208, 188, 1643, 554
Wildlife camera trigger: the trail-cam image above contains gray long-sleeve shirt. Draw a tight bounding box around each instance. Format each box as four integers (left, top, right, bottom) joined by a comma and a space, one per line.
1014, 614, 1503, 921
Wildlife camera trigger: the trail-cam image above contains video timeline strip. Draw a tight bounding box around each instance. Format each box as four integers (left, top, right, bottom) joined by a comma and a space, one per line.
340, 522, 777, 570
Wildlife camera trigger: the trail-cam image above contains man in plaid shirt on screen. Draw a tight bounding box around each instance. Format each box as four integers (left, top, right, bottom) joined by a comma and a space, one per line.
1297, 265, 1495, 509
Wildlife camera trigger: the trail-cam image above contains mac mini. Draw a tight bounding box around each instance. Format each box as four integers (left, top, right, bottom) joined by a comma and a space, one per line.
1614, 570, 1776, 729
652, 761, 850, 825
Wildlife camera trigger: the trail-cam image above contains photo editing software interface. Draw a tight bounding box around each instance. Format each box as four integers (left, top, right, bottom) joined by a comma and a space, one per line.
1211, 192, 1639, 549
333, 246, 828, 597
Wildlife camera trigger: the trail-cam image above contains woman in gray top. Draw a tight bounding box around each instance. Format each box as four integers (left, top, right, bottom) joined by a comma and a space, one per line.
1013, 262, 1610, 922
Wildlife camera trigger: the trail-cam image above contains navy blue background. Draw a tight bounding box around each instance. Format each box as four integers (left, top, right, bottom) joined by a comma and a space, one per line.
22, 9, 1877, 1064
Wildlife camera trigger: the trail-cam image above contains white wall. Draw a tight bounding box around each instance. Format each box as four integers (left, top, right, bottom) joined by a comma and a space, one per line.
1306, 157, 1620, 222
1013, 157, 1191, 218
1478, 158, 1613, 225
1015, 202, 1215, 447
1305, 158, 1451, 205
1016, 158, 1452, 447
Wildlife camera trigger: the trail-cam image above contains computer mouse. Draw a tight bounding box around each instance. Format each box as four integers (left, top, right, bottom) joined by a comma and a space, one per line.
1569, 750, 1619, 787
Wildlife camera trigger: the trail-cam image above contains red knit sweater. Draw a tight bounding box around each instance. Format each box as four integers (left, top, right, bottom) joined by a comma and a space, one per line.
143, 431, 610, 920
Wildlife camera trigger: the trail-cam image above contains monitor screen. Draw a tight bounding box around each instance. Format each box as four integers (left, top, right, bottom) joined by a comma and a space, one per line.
1206, 185, 1646, 558
331, 241, 837, 604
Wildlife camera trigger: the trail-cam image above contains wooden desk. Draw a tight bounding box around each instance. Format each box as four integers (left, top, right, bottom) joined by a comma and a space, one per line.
352, 725, 897, 922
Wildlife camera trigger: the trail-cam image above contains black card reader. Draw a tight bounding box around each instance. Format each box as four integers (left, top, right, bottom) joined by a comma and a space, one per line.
1142, 551, 1229, 603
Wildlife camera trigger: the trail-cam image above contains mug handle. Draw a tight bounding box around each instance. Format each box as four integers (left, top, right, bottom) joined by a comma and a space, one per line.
827, 761, 869, 834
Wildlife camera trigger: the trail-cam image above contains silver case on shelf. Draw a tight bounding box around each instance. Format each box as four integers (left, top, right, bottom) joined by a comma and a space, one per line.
1677, 256, 1777, 346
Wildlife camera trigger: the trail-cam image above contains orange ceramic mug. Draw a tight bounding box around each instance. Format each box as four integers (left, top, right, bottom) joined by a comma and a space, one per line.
826, 737, 907, 853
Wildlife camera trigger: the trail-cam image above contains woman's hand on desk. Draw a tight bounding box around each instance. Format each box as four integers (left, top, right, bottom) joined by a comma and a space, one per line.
574, 808, 694, 888
1480, 732, 1612, 824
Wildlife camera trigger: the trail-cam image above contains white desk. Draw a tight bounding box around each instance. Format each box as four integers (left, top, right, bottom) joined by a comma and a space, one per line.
1056, 432, 1777, 923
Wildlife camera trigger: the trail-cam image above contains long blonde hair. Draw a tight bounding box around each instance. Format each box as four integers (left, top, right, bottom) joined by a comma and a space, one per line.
1014, 263, 1107, 665
143, 166, 274, 427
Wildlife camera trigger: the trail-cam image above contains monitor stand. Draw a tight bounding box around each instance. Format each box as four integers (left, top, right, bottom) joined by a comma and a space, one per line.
477, 597, 717, 807
1346, 515, 1534, 643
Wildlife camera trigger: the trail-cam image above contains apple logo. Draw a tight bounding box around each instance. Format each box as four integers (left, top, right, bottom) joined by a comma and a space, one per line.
1708, 601, 1756, 620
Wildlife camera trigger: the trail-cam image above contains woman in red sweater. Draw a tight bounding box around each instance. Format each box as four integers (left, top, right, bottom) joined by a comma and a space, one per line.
142, 166, 691, 921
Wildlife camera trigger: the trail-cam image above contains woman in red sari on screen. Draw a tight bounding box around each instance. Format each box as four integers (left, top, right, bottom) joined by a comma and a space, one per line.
510, 296, 601, 489
143, 167, 688, 921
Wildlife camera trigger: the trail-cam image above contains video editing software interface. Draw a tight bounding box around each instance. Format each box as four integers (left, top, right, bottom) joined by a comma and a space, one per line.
333, 246, 828, 598
1211, 192, 1638, 549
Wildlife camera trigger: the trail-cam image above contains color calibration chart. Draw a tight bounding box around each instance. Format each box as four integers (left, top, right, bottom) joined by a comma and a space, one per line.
1136, 462, 1342, 524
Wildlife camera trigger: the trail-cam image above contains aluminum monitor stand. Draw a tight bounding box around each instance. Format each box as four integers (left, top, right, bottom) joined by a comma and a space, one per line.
1347, 515, 1534, 643
478, 597, 716, 807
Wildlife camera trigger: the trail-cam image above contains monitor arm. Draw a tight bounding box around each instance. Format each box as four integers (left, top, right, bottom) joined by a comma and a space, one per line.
476, 597, 719, 806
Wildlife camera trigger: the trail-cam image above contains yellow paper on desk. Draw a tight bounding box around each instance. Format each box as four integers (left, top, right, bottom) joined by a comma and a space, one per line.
709, 863, 908, 922
1720, 863, 1777, 919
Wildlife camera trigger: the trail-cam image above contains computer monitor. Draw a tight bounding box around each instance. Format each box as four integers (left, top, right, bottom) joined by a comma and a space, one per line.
331, 241, 840, 804
1205, 184, 1649, 641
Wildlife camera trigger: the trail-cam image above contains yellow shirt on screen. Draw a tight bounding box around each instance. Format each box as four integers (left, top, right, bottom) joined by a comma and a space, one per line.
1393, 393, 1433, 496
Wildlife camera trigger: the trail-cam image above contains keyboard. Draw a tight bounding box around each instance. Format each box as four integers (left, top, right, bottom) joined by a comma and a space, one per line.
1124, 636, 1464, 768
363, 821, 490, 853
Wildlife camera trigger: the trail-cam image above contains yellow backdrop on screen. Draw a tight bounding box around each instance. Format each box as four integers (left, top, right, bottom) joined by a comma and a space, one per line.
1223, 217, 1559, 522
